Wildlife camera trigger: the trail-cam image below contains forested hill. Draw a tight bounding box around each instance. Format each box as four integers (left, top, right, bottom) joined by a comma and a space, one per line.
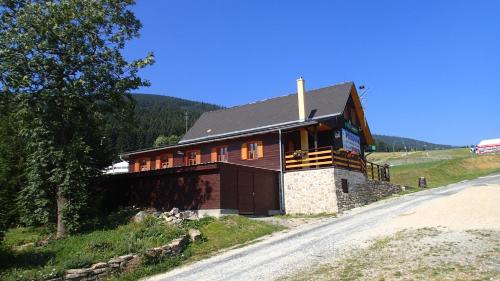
373, 134, 456, 152
113, 94, 455, 153
112, 94, 222, 153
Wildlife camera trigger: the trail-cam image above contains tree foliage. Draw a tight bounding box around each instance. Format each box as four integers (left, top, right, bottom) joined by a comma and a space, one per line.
153, 134, 181, 147
0, 0, 153, 236
111, 94, 222, 152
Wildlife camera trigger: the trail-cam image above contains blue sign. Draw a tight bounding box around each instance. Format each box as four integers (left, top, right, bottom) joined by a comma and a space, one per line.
342, 129, 361, 153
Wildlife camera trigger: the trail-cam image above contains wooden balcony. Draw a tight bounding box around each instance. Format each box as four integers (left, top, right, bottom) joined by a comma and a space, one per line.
284, 146, 365, 173
284, 146, 390, 181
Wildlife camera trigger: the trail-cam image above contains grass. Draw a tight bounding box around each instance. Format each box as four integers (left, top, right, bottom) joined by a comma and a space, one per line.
0, 213, 284, 281
112, 215, 284, 281
368, 148, 500, 189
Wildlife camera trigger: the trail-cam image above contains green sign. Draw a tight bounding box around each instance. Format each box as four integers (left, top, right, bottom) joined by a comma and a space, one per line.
344, 121, 359, 134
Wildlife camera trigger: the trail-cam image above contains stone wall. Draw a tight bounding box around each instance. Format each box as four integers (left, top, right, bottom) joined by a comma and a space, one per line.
334, 169, 402, 213
283, 168, 402, 215
283, 168, 338, 214
46, 235, 189, 281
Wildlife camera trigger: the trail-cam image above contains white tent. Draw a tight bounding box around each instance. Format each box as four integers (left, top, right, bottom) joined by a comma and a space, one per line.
476, 138, 500, 154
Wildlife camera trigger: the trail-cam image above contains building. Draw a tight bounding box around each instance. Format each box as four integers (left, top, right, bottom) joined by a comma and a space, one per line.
111, 78, 398, 216
474, 138, 500, 154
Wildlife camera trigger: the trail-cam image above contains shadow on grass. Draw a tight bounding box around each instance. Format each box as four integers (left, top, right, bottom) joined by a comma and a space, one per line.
0, 247, 55, 270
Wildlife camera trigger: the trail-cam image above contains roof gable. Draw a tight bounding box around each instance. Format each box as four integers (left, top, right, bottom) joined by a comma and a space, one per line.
181, 82, 355, 143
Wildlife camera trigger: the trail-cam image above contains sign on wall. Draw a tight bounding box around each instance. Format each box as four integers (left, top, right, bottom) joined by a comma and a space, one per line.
342, 128, 361, 153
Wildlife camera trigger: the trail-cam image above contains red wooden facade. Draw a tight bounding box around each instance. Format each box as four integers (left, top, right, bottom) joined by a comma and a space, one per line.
128, 133, 282, 173
101, 162, 280, 215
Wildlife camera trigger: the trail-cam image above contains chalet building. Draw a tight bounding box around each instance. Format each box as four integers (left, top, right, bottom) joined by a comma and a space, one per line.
115, 78, 398, 216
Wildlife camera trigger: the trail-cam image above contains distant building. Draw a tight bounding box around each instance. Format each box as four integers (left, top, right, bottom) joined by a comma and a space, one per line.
475, 138, 500, 154
103, 161, 129, 174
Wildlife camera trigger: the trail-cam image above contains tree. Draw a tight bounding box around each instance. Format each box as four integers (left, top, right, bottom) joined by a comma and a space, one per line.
0, 0, 153, 237
153, 135, 181, 147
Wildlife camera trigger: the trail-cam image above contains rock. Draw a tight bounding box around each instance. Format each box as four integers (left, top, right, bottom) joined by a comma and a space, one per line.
123, 255, 142, 273
401, 186, 406, 191
173, 218, 183, 224
188, 229, 202, 242
90, 262, 108, 270
183, 210, 198, 220
175, 212, 183, 219
168, 207, 180, 216
65, 268, 92, 279
92, 267, 110, 275
118, 254, 134, 261
132, 211, 147, 223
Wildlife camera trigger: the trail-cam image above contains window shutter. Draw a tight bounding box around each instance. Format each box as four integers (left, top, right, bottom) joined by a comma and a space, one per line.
134, 160, 139, 172
241, 143, 248, 160
155, 156, 161, 169
195, 150, 201, 164
167, 154, 173, 167
257, 141, 264, 158
211, 148, 217, 162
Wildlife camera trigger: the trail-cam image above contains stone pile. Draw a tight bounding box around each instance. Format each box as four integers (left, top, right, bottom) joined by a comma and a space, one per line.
131, 207, 199, 225
158, 207, 199, 224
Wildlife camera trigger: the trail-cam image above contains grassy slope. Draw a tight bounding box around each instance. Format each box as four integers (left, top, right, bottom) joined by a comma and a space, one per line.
368, 149, 500, 188
0, 215, 283, 281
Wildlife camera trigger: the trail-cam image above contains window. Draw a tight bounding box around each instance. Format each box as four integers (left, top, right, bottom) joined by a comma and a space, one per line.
161, 155, 170, 168
341, 179, 349, 193
248, 142, 259, 160
241, 141, 263, 160
218, 146, 228, 162
140, 159, 148, 171
186, 150, 200, 165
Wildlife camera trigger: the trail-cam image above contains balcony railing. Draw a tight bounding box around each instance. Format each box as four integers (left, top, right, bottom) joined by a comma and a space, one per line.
284, 146, 390, 181
284, 146, 365, 173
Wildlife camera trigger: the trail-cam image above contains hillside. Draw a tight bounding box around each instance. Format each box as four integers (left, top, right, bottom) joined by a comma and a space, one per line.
112, 94, 455, 154
111, 94, 222, 153
368, 148, 500, 188
372, 134, 456, 152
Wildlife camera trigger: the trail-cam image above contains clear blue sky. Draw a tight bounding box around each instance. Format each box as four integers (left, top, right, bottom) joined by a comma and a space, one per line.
124, 1, 500, 146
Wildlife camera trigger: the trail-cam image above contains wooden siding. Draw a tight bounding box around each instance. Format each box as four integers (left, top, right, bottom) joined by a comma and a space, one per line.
99, 162, 279, 215
128, 132, 281, 172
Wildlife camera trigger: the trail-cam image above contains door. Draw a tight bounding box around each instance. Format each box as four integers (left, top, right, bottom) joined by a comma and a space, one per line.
237, 170, 254, 214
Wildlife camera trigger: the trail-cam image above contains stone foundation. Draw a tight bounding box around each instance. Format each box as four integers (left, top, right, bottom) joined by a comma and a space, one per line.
334, 169, 402, 213
283, 168, 402, 215
284, 168, 338, 214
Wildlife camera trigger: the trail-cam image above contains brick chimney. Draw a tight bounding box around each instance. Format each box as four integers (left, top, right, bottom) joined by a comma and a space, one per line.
297, 77, 307, 121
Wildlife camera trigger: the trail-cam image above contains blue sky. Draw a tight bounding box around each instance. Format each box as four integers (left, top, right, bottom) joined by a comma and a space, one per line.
124, 1, 500, 146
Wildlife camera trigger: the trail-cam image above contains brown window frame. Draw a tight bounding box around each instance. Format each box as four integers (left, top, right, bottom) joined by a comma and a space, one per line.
140, 159, 148, 171
186, 150, 199, 165
217, 146, 228, 162
247, 142, 259, 160
160, 155, 170, 169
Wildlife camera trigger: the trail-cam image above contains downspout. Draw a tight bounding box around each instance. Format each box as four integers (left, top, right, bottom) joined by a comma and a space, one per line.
278, 128, 285, 213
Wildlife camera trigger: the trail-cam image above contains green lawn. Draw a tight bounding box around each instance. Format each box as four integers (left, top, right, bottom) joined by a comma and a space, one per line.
0, 214, 284, 281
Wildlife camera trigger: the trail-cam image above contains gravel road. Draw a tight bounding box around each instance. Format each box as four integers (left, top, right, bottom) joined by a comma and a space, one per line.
144, 174, 500, 281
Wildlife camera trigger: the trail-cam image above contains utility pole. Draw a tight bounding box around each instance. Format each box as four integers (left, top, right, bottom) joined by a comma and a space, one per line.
184, 111, 188, 134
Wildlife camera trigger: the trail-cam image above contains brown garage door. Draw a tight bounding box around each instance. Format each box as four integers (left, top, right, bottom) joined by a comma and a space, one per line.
237, 170, 254, 214
237, 168, 279, 216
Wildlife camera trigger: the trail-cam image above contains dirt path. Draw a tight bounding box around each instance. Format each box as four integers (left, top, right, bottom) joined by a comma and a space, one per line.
290, 179, 500, 281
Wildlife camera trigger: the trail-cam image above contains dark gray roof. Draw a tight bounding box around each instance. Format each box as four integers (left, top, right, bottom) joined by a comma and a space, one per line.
180, 82, 354, 143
